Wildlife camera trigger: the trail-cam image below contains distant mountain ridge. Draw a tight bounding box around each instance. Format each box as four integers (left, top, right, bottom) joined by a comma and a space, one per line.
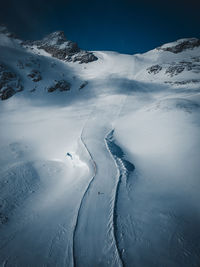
0, 25, 200, 100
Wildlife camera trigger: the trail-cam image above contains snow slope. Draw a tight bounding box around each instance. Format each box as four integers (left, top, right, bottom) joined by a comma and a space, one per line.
0, 29, 200, 267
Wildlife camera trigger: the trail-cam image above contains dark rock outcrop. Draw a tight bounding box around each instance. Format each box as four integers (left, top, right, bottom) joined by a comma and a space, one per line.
47, 80, 71, 93
147, 65, 162, 74
147, 56, 200, 79
165, 61, 200, 77
28, 69, 42, 82
72, 52, 98, 64
165, 65, 185, 76
158, 38, 200, 53
25, 31, 98, 64
79, 81, 88, 90
0, 63, 23, 100
1, 87, 15, 100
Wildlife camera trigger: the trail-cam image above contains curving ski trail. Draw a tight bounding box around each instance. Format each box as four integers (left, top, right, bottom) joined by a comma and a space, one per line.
72, 127, 123, 265
72, 128, 97, 267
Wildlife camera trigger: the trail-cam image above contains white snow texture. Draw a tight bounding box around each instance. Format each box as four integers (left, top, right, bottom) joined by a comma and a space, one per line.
0, 30, 200, 267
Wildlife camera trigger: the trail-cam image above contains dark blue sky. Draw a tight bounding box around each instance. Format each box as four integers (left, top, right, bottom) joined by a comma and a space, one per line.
1, 0, 200, 54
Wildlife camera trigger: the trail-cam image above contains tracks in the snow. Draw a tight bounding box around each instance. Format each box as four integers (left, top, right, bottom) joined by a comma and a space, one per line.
72, 126, 135, 266
72, 130, 97, 267
105, 129, 135, 266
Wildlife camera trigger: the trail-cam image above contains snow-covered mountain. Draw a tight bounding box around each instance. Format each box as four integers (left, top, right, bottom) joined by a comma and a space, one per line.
23, 30, 98, 63
0, 26, 200, 267
0, 25, 200, 101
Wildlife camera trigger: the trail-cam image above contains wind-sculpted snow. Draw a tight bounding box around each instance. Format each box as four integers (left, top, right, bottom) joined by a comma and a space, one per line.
105, 129, 135, 265
105, 130, 135, 174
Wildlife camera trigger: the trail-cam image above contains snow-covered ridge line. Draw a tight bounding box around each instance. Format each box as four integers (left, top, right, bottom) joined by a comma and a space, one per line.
105, 129, 135, 266
1, 26, 200, 101
72, 128, 97, 267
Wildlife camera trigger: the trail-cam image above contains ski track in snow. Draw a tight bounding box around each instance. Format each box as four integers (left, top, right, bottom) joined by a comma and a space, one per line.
72, 126, 97, 267
105, 130, 135, 266
72, 96, 131, 267
73, 127, 135, 267
1, 32, 200, 267
73, 129, 122, 267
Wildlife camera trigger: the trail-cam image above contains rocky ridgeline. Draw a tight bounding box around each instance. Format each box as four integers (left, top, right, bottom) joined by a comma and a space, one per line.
157, 38, 200, 53
24, 31, 98, 64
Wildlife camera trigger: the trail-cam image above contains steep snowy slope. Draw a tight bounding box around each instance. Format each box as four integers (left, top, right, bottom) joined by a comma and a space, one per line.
0, 27, 200, 267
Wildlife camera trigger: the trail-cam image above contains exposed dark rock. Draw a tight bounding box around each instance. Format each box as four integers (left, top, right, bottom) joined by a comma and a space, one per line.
165, 61, 200, 77
40, 43, 79, 60
1, 87, 16, 100
158, 38, 200, 53
72, 52, 98, 64
47, 80, 71, 93
28, 70, 42, 82
1, 71, 16, 80
24, 31, 98, 63
0, 70, 17, 90
149, 56, 200, 79
79, 81, 88, 90
165, 65, 185, 76
0, 63, 23, 100
147, 65, 162, 74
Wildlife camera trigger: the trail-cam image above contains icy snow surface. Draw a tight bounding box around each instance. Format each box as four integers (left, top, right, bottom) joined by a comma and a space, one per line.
0, 33, 200, 267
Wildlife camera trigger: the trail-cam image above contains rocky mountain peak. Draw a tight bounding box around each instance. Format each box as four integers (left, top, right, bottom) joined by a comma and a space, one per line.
24, 30, 98, 64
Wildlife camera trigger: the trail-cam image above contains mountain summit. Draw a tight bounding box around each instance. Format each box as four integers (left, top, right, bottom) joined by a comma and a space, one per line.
24, 30, 98, 63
